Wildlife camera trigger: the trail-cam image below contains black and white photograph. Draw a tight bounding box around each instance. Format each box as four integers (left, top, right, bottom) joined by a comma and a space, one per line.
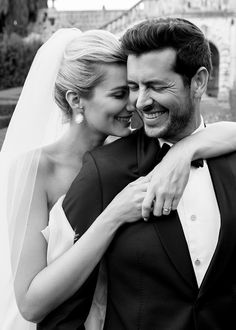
0, 0, 236, 329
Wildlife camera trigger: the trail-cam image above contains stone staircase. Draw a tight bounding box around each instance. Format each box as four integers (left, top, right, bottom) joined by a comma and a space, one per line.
99, 0, 146, 36
99, 0, 229, 35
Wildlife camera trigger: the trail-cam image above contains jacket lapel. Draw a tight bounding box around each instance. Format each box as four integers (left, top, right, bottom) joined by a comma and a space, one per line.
198, 153, 236, 297
137, 130, 198, 291
152, 212, 198, 291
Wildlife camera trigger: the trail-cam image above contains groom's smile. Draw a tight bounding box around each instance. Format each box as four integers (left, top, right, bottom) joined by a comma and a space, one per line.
141, 103, 169, 127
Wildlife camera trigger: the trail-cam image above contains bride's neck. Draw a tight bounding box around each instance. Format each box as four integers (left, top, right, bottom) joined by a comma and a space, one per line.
57, 122, 106, 160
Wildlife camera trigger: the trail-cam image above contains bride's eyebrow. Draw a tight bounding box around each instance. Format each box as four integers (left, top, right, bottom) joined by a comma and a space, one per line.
109, 86, 128, 92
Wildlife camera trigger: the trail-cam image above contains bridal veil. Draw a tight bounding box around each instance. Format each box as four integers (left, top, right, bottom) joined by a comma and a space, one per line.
0, 28, 82, 329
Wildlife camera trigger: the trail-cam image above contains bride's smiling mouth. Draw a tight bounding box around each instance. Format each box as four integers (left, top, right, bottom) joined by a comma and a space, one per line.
115, 115, 132, 124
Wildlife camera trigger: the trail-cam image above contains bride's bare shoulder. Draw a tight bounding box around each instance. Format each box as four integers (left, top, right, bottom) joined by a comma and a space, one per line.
37, 143, 75, 208
38, 144, 60, 178
27, 145, 61, 208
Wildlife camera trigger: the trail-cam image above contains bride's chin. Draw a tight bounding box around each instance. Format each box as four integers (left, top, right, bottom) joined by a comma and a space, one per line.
110, 126, 131, 137
120, 127, 132, 136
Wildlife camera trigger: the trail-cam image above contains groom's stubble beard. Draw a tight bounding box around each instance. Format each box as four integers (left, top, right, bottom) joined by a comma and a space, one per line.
143, 95, 196, 143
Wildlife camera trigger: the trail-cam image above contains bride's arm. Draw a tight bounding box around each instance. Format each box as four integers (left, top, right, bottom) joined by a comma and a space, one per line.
142, 121, 236, 219
180, 121, 236, 159
14, 159, 148, 324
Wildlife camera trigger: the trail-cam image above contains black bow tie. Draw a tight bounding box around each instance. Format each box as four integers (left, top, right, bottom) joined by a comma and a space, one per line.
191, 158, 204, 168
158, 143, 203, 168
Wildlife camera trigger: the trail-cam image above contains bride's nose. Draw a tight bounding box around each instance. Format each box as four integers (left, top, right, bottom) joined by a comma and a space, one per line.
126, 99, 136, 113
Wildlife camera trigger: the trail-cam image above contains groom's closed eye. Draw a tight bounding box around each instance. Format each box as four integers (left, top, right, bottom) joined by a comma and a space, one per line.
128, 83, 138, 91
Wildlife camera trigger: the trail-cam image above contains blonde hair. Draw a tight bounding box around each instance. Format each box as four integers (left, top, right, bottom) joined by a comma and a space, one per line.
54, 29, 127, 119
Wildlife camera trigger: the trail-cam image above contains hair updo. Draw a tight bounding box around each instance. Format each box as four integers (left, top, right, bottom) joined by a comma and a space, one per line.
54, 30, 127, 119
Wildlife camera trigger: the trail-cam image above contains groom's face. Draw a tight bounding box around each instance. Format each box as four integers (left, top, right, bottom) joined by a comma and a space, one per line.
127, 48, 197, 143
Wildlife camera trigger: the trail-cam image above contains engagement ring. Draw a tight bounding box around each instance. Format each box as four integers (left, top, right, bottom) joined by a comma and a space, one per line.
163, 207, 171, 213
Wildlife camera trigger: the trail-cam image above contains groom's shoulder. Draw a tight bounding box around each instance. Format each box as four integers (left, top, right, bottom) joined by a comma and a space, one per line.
210, 149, 236, 163
220, 149, 236, 167
91, 128, 145, 159
208, 149, 236, 175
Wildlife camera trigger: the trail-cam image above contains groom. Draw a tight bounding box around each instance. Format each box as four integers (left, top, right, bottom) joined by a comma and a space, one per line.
40, 18, 236, 329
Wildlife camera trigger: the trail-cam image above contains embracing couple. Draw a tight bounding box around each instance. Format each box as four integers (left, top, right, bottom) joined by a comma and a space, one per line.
1, 17, 236, 330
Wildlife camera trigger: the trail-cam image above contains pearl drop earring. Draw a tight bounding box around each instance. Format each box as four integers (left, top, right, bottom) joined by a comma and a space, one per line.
75, 113, 84, 124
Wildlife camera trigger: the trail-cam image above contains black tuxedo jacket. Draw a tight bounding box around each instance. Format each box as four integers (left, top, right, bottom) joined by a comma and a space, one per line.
38, 128, 236, 330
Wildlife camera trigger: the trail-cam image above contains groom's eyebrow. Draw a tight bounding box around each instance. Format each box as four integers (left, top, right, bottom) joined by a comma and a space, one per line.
127, 79, 136, 84
148, 79, 168, 84
128, 79, 169, 85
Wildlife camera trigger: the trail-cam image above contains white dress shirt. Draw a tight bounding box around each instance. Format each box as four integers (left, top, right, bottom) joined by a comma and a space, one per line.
159, 121, 221, 287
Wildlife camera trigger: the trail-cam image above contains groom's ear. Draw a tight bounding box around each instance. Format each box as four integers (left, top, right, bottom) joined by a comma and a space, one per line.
65, 90, 81, 111
190, 67, 209, 99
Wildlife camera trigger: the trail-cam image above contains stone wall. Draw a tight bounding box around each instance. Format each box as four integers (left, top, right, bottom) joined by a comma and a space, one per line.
185, 15, 235, 105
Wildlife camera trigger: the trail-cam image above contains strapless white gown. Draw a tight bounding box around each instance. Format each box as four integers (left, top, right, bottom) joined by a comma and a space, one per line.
0, 196, 106, 330
42, 195, 107, 330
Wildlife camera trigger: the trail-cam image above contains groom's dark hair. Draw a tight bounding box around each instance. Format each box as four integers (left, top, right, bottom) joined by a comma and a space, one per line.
121, 17, 212, 85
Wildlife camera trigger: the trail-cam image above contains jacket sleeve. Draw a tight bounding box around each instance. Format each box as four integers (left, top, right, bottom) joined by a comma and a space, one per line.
38, 152, 103, 330
63, 151, 103, 235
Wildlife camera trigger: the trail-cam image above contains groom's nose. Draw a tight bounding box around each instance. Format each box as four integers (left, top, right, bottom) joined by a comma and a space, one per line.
136, 89, 153, 111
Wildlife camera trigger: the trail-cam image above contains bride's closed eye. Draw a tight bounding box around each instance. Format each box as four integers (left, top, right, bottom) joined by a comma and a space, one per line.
110, 90, 129, 99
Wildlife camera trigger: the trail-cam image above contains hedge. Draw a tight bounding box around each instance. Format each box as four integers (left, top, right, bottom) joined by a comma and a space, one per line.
0, 33, 42, 90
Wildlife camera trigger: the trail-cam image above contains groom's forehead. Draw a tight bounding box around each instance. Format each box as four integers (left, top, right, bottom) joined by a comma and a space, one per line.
127, 50, 176, 80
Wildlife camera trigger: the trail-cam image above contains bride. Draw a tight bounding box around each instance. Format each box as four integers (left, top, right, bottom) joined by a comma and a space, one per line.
1, 28, 236, 330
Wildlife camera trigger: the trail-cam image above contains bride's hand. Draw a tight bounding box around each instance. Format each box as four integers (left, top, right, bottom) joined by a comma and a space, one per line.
142, 145, 192, 220
103, 176, 149, 225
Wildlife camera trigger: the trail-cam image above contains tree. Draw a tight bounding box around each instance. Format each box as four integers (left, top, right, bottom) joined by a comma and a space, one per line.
0, 0, 47, 36
28, 0, 48, 21
0, 0, 8, 15
0, 0, 9, 33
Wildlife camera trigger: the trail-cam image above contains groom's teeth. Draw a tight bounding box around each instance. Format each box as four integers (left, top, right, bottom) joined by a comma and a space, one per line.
144, 111, 165, 119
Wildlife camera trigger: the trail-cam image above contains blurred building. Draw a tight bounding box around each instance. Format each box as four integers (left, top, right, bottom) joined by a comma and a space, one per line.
34, 0, 236, 105
33, 6, 125, 37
